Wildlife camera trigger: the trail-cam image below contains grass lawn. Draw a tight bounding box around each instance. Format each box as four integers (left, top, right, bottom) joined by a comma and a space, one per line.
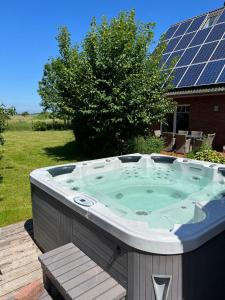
0, 130, 78, 227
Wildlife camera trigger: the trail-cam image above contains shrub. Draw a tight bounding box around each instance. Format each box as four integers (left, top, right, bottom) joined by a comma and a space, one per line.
32, 121, 49, 131
32, 120, 68, 131
192, 150, 225, 164
127, 136, 164, 154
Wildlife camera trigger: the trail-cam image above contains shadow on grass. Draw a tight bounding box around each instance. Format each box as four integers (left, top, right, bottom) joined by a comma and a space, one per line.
44, 140, 90, 162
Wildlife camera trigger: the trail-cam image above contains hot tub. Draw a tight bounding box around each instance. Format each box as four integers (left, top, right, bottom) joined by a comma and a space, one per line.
30, 154, 225, 300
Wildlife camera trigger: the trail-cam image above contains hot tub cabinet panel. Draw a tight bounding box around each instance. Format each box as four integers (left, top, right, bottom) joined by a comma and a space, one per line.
31, 184, 225, 300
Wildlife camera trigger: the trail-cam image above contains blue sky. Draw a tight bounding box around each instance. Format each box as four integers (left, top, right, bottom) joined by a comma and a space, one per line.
0, 0, 223, 113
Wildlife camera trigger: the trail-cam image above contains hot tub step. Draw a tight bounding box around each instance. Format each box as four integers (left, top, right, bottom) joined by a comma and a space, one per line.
39, 243, 127, 300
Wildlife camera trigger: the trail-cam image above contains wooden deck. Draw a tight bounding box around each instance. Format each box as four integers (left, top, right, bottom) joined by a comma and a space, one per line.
0, 220, 42, 300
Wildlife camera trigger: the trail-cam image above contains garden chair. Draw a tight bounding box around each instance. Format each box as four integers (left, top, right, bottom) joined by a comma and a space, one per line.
192, 133, 216, 152
207, 133, 216, 147
162, 132, 175, 152
178, 130, 189, 135
154, 129, 161, 138
175, 134, 191, 154
191, 130, 203, 138
192, 139, 203, 152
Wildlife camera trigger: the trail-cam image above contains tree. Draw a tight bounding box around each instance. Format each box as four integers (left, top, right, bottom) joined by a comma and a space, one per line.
39, 10, 175, 156
0, 105, 16, 146
21, 111, 29, 117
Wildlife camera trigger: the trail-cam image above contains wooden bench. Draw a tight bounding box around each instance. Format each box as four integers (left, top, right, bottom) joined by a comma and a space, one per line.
39, 243, 127, 300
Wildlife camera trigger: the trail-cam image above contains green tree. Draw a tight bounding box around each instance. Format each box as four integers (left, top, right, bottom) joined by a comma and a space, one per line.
21, 111, 29, 117
0, 105, 16, 145
39, 10, 175, 156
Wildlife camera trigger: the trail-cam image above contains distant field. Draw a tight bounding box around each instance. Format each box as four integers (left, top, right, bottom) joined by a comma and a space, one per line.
6, 115, 34, 130
0, 130, 77, 226
6, 114, 64, 131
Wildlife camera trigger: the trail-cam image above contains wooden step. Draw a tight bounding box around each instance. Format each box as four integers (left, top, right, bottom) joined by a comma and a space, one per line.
39, 243, 127, 300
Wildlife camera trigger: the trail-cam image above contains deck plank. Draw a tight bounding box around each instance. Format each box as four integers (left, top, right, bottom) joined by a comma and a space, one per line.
0, 221, 42, 300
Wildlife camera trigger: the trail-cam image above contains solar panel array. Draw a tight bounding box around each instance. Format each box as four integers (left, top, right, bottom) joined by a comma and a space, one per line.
163, 8, 225, 89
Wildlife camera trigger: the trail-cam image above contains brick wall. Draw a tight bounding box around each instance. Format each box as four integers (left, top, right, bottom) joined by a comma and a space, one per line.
176, 94, 225, 150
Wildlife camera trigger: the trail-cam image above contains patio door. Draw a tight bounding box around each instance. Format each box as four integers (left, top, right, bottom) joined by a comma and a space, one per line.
176, 104, 190, 132
163, 104, 190, 132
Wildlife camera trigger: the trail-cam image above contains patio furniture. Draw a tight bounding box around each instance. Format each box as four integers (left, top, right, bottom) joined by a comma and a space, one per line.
207, 133, 216, 147
175, 134, 191, 154
178, 130, 189, 135
191, 131, 203, 138
39, 243, 127, 300
192, 138, 203, 152
162, 132, 175, 151
154, 129, 161, 138
192, 133, 216, 152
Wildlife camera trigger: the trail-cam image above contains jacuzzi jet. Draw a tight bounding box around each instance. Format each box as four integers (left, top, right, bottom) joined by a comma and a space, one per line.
136, 211, 148, 216
74, 196, 95, 207
172, 193, 181, 198
72, 186, 79, 191
66, 179, 74, 183
115, 193, 123, 199
192, 176, 200, 181
181, 206, 187, 209
96, 176, 103, 180
146, 189, 153, 194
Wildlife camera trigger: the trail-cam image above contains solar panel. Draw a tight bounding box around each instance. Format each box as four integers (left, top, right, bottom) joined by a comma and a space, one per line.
205, 23, 225, 42
178, 64, 206, 87
159, 53, 171, 68
189, 28, 211, 46
196, 60, 225, 85
217, 67, 225, 83
165, 25, 179, 40
172, 67, 188, 86
165, 36, 182, 53
211, 40, 225, 60
176, 46, 200, 67
217, 9, 225, 24
193, 42, 218, 63
166, 50, 184, 67
175, 32, 195, 50
186, 15, 206, 33
173, 20, 192, 37
163, 7, 225, 88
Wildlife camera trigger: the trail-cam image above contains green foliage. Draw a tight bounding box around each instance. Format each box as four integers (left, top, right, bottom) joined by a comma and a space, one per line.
32, 120, 48, 131
34, 111, 51, 120
191, 150, 225, 164
127, 136, 164, 154
199, 136, 213, 151
21, 111, 29, 117
39, 10, 175, 156
32, 120, 69, 131
0, 105, 16, 145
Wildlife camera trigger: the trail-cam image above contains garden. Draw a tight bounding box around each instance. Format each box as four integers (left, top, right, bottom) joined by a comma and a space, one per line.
0, 10, 225, 228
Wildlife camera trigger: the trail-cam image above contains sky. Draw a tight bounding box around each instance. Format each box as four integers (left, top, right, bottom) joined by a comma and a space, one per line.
0, 0, 224, 113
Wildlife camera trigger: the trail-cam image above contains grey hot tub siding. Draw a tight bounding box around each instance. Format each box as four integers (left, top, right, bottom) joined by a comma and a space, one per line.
31, 184, 225, 300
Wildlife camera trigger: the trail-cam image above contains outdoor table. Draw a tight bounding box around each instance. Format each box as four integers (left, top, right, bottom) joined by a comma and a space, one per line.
186, 135, 202, 140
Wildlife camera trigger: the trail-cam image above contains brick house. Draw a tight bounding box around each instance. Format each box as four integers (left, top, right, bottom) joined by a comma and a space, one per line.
162, 6, 225, 150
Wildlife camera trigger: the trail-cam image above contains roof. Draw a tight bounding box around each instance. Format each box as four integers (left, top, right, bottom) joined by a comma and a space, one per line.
163, 6, 225, 95
167, 84, 225, 98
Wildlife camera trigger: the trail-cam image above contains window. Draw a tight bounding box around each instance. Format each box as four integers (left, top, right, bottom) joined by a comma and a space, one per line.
202, 13, 220, 29
177, 104, 190, 113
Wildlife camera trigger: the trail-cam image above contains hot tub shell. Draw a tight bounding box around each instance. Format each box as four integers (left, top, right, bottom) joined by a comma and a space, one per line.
30, 154, 225, 300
